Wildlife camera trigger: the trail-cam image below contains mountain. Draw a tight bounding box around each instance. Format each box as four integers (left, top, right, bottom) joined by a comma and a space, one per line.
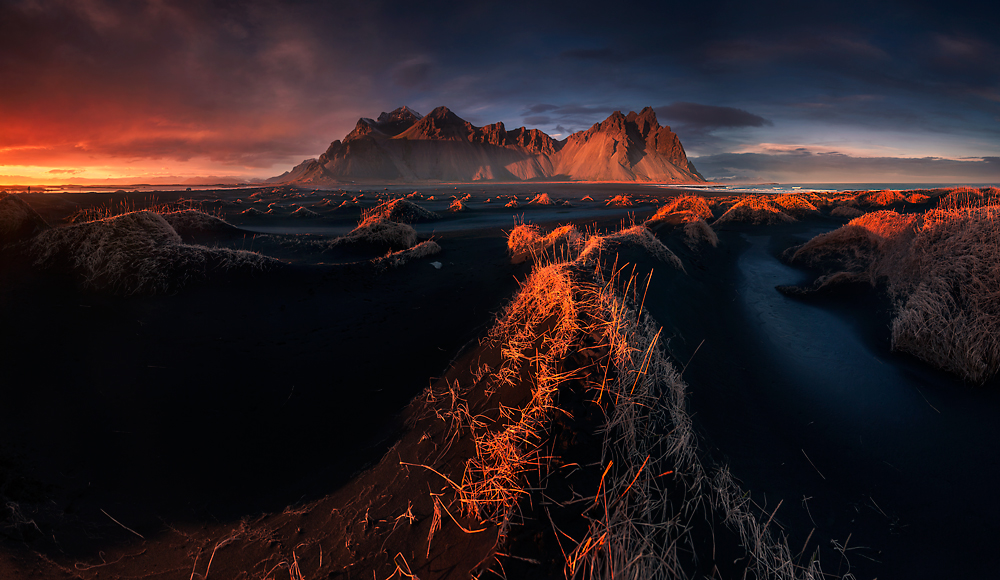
553, 107, 703, 181
271, 106, 705, 184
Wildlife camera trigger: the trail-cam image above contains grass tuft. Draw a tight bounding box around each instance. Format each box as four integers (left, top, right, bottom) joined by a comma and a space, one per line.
374, 240, 442, 270
361, 198, 440, 223
30, 210, 277, 295
682, 218, 719, 248
0, 193, 50, 246
332, 216, 418, 251
714, 196, 796, 225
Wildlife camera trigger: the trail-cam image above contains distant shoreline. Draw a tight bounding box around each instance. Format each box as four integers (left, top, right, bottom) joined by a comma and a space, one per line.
2, 180, 998, 195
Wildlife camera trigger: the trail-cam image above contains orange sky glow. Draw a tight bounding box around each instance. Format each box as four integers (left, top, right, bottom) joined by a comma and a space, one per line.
3, 1, 998, 186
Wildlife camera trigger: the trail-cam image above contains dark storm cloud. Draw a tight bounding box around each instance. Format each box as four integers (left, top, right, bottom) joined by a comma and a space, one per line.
524, 104, 559, 114
650, 102, 774, 157
523, 116, 552, 126
2, 0, 999, 181
657, 103, 772, 130
520, 104, 615, 118
560, 48, 617, 61
517, 103, 631, 135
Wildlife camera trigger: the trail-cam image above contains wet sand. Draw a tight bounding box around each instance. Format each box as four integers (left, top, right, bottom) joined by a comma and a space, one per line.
642, 222, 1000, 579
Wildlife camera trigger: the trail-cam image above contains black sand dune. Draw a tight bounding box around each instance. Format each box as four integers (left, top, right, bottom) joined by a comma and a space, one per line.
1, 185, 998, 579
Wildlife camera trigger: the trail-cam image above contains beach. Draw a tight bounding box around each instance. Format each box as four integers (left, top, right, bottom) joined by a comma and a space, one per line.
1, 183, 998, 579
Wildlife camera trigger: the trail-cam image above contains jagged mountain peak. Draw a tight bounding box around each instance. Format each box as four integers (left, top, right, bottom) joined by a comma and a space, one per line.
376, 106, 423, 124
424, 106, 454, 118
628, 106, 660, 126
346, 106, 424, 141
400, 106, 473, 140
277, 105, 705, 184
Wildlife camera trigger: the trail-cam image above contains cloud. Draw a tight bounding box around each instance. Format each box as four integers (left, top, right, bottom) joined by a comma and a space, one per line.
692, 150, 1000, 183
391, 56, 434, 88
548, 104, 616, 117
657, 102, 772, 130
2, 0, 999, 183
47, 169, 83, 174
523, 103, 559, 114
514, 103, 628, 133
523, 115, 552, 125
703, 34, 891, 69
652, 102, 773, 157
560, 48, 617, 61
0, 1, 394, 177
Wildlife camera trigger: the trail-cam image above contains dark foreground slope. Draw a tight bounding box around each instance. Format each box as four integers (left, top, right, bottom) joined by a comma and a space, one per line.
0, 200, 528, 567
3, 186, 1000, 579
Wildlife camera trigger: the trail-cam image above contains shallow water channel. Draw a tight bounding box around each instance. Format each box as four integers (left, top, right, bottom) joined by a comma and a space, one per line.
682, 229, 1000, 579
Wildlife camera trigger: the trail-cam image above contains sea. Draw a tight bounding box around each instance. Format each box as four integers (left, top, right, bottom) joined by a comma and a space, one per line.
6, 181, 999, 195
655, 182, 1000, 194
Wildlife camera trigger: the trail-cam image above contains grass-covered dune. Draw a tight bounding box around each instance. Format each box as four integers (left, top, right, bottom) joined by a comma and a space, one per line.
3, 183, 1000, 580
786, 187, 1000, 383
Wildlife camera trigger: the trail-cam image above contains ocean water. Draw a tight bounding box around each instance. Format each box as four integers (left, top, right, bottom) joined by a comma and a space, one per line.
18, 181, 998, 195
656, 182, 999, 194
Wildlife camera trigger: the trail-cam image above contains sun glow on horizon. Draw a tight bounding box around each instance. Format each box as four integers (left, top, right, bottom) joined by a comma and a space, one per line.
0, 161, 278, 187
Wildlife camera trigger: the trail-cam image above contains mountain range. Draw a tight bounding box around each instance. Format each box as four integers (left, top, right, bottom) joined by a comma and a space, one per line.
269, 106, 705, 184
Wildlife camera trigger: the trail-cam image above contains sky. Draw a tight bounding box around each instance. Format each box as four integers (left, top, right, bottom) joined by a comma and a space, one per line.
2, 0, 999, 185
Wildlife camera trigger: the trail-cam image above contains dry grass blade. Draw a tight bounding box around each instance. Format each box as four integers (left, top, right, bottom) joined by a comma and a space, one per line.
427, 495, 443, 558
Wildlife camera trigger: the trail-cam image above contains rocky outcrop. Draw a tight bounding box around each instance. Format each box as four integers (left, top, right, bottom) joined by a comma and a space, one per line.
274, 106, 704, 184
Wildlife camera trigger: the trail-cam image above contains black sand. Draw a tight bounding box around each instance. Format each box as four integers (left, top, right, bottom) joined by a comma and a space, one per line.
2, 185, 997, 579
